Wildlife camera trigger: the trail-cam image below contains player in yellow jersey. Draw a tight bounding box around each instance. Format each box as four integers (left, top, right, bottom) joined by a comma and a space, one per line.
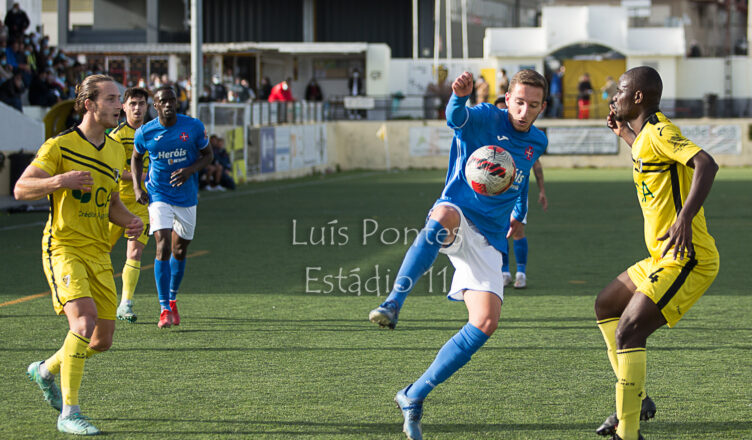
593, 66, 719, 440
109, 87, 150, 322
15, 75, 144, 436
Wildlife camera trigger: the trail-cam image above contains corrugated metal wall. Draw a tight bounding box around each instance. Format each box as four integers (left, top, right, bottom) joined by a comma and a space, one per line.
203, 0, 304, 43
315, 0, 412, 57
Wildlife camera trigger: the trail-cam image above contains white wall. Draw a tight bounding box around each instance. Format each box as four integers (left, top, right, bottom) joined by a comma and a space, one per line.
675, 59, 726, 99
626, 56, 679, 99
388, 58, 491, 96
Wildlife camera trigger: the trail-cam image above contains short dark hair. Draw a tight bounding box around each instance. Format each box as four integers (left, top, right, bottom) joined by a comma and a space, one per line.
123, 86, 150, 102
494, 96, 506, 106
154, 85, 176, 98
509, 69, 548, 102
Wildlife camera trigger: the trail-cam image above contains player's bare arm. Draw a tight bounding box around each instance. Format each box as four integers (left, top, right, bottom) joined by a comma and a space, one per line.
14, 166, 93, 200
606, 111, 637, 146
532, 160, 547, 211
506, 217, 524, 239
109, 191, 144, 238
170, 146, 214, 187
657, 150, 718, 260
131, 150, 148, 204
452, 72, 474, 97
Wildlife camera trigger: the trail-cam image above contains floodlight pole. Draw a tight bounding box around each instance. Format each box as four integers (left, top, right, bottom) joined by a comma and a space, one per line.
445, 0, 452, 59
412, 0, 418, 59
433, 0, 441, 79
461, 0, 468, 62
190, 0, 203, 118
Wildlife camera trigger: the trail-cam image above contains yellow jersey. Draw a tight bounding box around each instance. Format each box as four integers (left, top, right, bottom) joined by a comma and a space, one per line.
631, 112, 718, 261
31, 127, 125, 256
109, 121, 148, 201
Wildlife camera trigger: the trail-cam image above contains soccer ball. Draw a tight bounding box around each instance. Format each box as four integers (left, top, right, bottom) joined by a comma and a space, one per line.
464, 146, 516, 196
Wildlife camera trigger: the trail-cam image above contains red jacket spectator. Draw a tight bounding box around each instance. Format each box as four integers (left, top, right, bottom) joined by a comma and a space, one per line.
268, 80, 293, 102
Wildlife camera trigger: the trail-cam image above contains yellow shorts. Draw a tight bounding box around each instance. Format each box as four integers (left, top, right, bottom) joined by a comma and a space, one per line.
42, 248, 117, 320
108, 199, 149, 247
627, 255, 719, 327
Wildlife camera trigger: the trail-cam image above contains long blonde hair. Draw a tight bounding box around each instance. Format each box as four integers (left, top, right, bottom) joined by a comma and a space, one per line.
73, 74, 116, 115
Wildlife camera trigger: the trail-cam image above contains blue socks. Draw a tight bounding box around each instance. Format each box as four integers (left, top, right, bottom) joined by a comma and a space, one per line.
385, 219, 449, 309
154, 259, 171, 311
501, 250, 510, 273
169, 256, 186, 301
513, 237, 528, 274
406, 323, 490, 400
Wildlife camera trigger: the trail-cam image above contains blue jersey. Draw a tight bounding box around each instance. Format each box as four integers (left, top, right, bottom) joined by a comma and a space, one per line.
134, 114, 209, 207
437, 94, 547, 253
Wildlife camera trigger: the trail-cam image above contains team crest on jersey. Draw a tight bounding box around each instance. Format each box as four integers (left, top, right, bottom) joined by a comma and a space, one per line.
62, 274, 71, 287
524, 146, 534, 160
180, 132, 190, 142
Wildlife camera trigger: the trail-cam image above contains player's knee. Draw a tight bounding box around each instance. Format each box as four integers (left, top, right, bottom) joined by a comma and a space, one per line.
512, 228, 525, 240
126, 246, 143, 261
429, 205, 460, 231
70, 316, 97, 339
172, 247, 187, 260
614, 318, 642, 348
470, 316, 498, 336
89, 339, 112, 352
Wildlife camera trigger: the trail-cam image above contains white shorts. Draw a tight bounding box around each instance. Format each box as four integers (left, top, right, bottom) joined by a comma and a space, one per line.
433, 202, 504, 303
148, 201, 197, 240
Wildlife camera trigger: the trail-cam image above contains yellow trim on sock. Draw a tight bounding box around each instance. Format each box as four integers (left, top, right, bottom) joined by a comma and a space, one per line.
615, 348, 647, 440
597, 318, 619, 377
121, 259, 141, 301
61, 331, 90, 406
85, 346, 102, 358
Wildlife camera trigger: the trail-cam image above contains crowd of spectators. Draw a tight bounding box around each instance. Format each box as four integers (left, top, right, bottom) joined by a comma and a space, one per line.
0, 3, 104, 112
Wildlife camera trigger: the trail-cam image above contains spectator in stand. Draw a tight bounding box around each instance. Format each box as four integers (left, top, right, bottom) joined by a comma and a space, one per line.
268, 78, 294, 102
548, 65, 564, 118
577, 72, 593, 119
29, 68, 58, 106
474, 75, 489, 104
497, 68, 510, 96
210, 73, 228, 102
230, 77, 254, 102
204, 135, 235, 191
348, 69, 365, 119
198, 85, 212, 103
0, 51, 12, 84
305, 77, 323, 101
4, 3, 29, 42
258, 77, 272, 101
0, 68, 24, 111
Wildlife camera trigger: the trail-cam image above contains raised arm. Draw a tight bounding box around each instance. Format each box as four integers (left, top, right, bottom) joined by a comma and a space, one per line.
446, 72, 474, 128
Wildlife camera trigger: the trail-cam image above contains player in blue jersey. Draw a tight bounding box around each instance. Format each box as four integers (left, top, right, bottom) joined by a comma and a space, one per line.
369, 70, 548, 440
132, 86, 213, 328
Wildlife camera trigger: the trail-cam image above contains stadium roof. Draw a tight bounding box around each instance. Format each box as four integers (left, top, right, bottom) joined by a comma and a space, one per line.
61, 42, 370, 55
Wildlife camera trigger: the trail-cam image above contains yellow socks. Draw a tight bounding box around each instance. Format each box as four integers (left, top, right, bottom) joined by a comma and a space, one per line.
61, 331, 90, 406
597, 318, 619, 377
44, 347, 65, 375
121, 259, 141, 302
615, 348, 646, 440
